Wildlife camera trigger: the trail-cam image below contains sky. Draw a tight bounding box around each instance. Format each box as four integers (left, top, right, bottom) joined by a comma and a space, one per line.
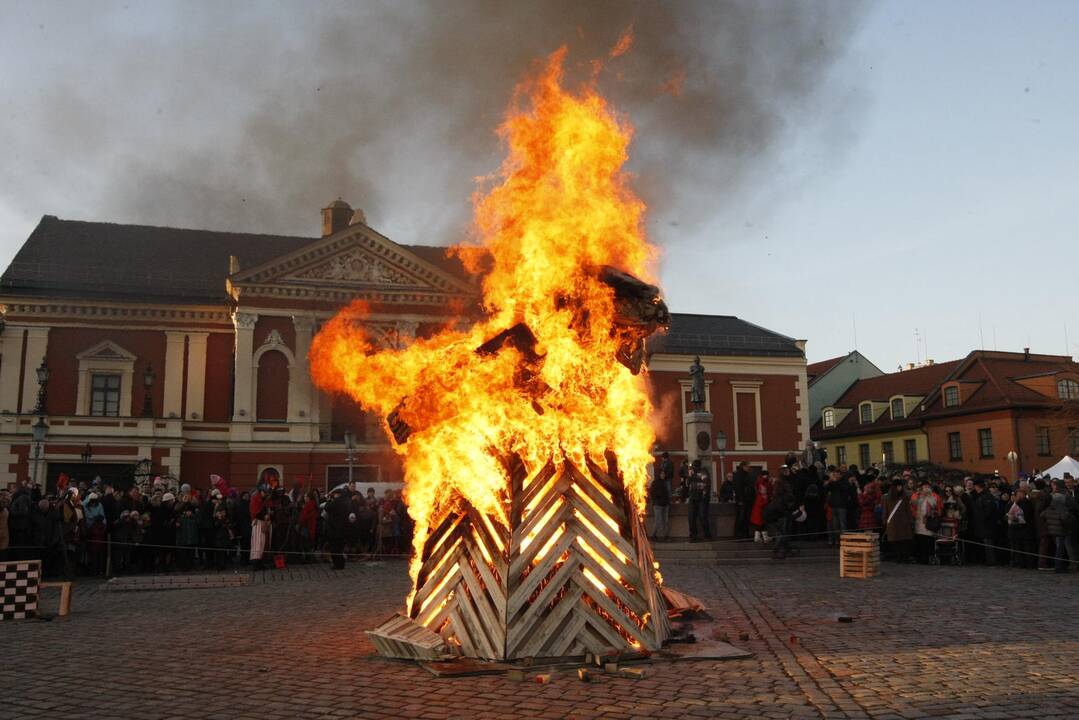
1, 1, 1076, 371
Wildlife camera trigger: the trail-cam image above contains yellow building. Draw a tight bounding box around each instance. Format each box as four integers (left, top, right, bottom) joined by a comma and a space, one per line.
810, 360, 963, 470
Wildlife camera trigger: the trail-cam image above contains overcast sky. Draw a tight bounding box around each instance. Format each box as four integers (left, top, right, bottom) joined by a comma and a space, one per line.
1, 1, 1076, 371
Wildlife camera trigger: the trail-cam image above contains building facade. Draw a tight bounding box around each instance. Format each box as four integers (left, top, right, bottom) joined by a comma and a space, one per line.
806, 350, 883, 429
1, 206, 809, 493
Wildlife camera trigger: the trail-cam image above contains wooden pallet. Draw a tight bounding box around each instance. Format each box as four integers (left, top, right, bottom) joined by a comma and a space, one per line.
403, 452, 670, 661
839, 533, 880, 579
367, 613, 449, 660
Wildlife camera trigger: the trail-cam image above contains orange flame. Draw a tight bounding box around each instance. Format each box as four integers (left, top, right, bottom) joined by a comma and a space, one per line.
310, 48, 660, 587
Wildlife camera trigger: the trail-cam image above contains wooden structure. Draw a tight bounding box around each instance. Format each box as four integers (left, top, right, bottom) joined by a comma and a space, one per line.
839, 532, 880, 579
402, 453, 670, 661
367, 613, 450, 660
40, 581, 73, 617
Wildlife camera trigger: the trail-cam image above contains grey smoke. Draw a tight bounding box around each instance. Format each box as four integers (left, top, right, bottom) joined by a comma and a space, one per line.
0, 1, 866, 253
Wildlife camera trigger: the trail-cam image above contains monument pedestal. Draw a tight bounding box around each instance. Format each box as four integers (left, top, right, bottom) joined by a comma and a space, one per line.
683, 410, 714, 464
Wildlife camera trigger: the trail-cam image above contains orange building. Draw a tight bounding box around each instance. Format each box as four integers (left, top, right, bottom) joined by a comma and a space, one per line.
0, 204, 808, 492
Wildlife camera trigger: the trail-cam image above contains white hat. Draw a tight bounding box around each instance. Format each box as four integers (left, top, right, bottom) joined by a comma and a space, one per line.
87, 492, 100, 502
162, 492, 175, 502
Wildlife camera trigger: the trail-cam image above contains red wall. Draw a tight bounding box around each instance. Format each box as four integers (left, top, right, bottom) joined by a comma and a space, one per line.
256, 349, 289, 420
45, 327, 166, 416
203, 333, 233, 422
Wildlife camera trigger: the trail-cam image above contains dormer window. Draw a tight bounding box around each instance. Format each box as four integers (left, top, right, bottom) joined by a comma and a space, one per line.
891, 398, 905, 420
944, 386, 960, 408
1059, 379, 1079, 400
823, 408, 835, 429
859, 403, 873, 424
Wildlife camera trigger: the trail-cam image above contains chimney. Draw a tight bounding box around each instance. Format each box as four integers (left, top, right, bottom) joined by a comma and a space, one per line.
1023, 347, 1030, 361
321, 198, 353, 237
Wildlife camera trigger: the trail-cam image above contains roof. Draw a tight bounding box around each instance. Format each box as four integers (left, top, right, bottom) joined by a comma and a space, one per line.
919, 351, 1079, 418
812, 359, 963, 439
647, 313, 804, 358
0, 215, 474, 304
807, 355, 847, 381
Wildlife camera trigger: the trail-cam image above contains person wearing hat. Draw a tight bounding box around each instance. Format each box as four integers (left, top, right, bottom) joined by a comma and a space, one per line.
750, 469, 771, 543
882, 478, 913, 562
969, 477, 998, 565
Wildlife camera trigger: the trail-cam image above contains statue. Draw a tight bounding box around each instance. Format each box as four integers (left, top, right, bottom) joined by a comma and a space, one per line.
689, 356, 706, 409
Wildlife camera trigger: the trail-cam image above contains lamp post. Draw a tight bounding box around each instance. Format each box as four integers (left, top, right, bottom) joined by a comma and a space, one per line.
1006, 450, 1018, 483
715, 430, 727, 495
31, 415, 48, 488
33, 358, 49, 414
344, 428, 356, 487
141, 364, 156, 417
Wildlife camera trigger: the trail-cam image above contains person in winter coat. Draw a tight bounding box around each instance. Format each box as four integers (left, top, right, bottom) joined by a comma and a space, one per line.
858, 478, 881, 530
1041, 489, 1078, 573
249, 509, 272, 570
1030, 480, 1052, 569
732, 462, 755, 539
882, 479, 913, 562
765, 472, 797, 559
1007, 487, 1036, 569
824, 469, 850, 545
969, 478, 998, 565
649, 452, 672, 542
911, 480, 941, 564
750, 470, 771, 542
298, 491, 319, 558
176, 506, 200, 570
324, 489, 351, 569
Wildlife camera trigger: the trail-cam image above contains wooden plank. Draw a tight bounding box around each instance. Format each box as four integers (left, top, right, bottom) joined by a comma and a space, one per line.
513, 583, 585, 659
507, 528, 576, 620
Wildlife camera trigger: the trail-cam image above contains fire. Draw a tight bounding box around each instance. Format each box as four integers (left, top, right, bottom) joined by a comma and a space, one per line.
310, 48, 663, 591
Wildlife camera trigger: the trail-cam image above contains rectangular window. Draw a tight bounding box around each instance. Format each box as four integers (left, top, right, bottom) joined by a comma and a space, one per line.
944, 386, 960, 408
978, 428, 994, 458
858, 443, 870, 469
90, 373, 122, 417
1059, 379, 1079, 400
1035, 426, 1051, 456
1070, 427, 1079, 456
860, 404, 873, 424
836, 446, 847, 465
881, 441, 894, 465
891, 398, 905, 419
904, 438, 918, 464
948, 432, 962, 461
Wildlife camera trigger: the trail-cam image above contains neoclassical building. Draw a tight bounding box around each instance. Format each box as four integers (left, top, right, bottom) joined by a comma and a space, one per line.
0, 201, 808, 492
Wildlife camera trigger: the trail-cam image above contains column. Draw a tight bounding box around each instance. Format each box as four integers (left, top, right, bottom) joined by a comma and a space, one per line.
162, 331, 187, 419
0, 329, 25, 414
232, 312, 258, 422
290, 316, 316, 423
184, 333, 209, 420
19, 327, 50, 414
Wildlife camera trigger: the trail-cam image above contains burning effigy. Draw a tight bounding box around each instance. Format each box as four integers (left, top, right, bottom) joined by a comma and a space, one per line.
310, 48, 671, 660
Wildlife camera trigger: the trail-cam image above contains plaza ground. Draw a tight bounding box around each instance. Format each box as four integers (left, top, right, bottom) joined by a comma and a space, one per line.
3, 558, 1078, 720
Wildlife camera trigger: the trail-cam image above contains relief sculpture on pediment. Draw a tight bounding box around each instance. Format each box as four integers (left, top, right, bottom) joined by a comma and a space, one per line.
291, 249, 419, 286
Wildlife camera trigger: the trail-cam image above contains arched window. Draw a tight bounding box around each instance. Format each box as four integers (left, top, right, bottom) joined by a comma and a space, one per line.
1059, 379, 1079, 400
891, 398, 905, 419
255, 349, 289, 421
823, 408, 835, 429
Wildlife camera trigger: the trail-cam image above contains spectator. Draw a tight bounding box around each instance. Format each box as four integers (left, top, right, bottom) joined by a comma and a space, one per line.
1008, 487, 1036, 569
764, 470, 797, 560
750, 469, 770, 543
0, 490, 9, 562
8, 483, 33, 560
1041, 485, 1077, 573
911, 479, 941, 564
970, 478, 998, 565
687, 459, 711, 543
325, 488, 350, 569
825, 468, 850, 545
733, 461, 754, 539
176, 505, 200, 570
250, 508, 271, 571
649, 452, 672, 542
858, 475, 881, 531
882, 478, 913, 562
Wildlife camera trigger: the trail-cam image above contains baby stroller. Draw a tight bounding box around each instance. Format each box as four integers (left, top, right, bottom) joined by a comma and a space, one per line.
931, 515, 963, 566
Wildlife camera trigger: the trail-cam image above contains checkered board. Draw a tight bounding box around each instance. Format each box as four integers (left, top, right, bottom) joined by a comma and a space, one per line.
1, 560, 41, 620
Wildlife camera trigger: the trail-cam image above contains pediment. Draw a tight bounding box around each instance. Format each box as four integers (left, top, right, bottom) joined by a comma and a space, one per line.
76, 339, 137, 362
227, 222, 477, 305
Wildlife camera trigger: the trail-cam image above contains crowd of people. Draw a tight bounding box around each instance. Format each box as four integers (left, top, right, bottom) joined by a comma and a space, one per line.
651, 452, 1079, 571
0, 474, 414, 577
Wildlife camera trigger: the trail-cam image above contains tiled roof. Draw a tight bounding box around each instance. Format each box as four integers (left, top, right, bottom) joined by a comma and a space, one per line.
647, 313, 804, 358
807, 354, 847, 381
0, 215, 474, 304
812, 359, 963, 439
919, 351, 1079, 416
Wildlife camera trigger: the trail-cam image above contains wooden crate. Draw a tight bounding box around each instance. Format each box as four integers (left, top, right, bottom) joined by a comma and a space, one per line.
401, 453, 670, 661
839, 533, 880, 579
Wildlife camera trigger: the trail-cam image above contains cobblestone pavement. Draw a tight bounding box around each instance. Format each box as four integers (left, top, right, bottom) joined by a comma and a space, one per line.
3, 558, 1078, 720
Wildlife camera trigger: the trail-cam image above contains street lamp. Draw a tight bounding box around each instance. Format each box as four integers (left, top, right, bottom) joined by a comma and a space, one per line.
715, 430, 727, 492
33, 358, 49, 414
343, 427, 357, 487
1006, 450, 1018, 483
31, 415, 48, 488
141, 363, 156, 417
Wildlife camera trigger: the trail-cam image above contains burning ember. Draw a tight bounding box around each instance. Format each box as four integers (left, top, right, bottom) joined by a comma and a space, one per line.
311, 46, 671, 658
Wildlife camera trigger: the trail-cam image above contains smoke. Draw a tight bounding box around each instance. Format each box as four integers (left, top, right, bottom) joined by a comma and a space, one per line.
0, 1, 866, 253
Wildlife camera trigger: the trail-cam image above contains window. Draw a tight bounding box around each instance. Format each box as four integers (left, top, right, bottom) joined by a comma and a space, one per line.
859, 403, 873, 424
1036, 426, 1051, 456
944, 386, 960, 408
905, 438, 918, 464
882, 441, 894, 464
1059, 379, 1079, 400
891, 398, 905, 419
1070, 427, 1079, 455
948, 432, 962, 461
978, 428, 994, 458
823, 408, 835, 429
836, 446, 847, 465
859, 443, 870, 469
90, 374, 121, 417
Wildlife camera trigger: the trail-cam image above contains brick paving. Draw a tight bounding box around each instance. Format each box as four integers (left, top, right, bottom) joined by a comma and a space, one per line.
3, 559, 1078, 720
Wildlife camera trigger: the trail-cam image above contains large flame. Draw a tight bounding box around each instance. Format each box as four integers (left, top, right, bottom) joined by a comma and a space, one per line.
310, 47, 661, 587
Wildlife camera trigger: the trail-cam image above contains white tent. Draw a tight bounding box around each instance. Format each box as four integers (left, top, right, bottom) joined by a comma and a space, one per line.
1042, 455, 1079, 480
